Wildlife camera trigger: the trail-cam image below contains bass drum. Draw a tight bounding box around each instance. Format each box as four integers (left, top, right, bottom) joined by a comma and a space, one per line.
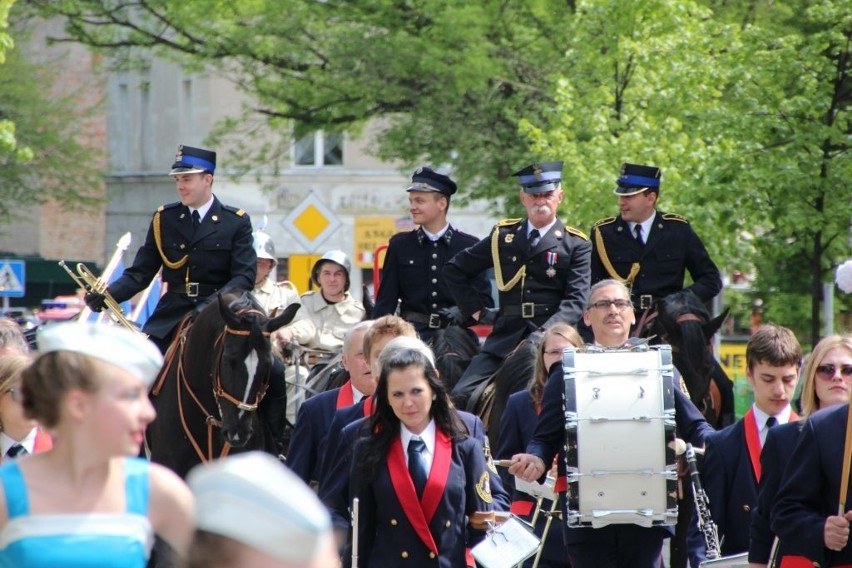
561, 345, 678, 528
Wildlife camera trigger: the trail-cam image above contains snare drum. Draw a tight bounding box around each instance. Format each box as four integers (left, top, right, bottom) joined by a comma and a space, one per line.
699, 552, 749, 567
561, 345, 678, 528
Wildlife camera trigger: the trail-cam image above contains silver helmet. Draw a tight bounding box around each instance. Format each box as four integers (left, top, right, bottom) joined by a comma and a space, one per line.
311, 250, 351, 291
253, 230, 276, 262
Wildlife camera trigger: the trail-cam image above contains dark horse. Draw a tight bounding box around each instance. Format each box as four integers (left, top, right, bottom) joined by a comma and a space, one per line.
429, 326, 481, 394
147, 291, 297, 479
650, 290, 732, 568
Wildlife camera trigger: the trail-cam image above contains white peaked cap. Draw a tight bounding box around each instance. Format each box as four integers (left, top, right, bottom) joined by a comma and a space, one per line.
37, 322, 163, 386
187, 452, 334, 566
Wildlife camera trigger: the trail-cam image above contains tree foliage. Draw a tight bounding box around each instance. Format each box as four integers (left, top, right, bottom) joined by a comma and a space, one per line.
21, 0, 852, 339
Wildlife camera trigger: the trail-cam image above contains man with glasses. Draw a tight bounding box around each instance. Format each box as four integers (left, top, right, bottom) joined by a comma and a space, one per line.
589, 163, 721, 334
508, 279, 713, 568
444, 161, 591, 409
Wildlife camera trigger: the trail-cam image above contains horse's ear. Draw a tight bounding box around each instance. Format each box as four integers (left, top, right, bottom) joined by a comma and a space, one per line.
218, 293, 242, 328
704, 307, 730, 339
267, 303, 301, 333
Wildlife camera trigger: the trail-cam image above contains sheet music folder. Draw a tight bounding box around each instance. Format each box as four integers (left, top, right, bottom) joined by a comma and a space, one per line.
471, 516, 541, 568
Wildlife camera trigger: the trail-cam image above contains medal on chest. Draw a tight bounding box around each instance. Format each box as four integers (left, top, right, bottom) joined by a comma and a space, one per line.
546, 251, 557, 278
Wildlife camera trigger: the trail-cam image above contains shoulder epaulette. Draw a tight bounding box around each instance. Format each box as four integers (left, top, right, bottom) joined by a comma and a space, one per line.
157, 202, 181, 213
662, 213, 689, 224
593, 216, 616, 228
221, 204, 247, 217
565, 226, 589, 241
275, 280, 298, 292
495, 218, 523, 228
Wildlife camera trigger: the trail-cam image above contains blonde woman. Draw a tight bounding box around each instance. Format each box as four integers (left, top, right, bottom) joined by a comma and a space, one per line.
0, 355, 51, 462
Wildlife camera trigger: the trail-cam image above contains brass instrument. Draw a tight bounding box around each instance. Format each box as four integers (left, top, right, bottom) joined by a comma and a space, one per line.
58, 261, 147, 337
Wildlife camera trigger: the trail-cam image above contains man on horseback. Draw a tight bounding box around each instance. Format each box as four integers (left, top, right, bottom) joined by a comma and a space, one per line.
84, 144, 257, 354
372, 166, 492, 343
444, 161, 591, 409
589, 163, 721, 337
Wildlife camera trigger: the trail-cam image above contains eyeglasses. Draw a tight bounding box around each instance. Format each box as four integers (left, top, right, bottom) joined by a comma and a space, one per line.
816, 364, 852, 380
588, 299, 632, 311
2, 388, 22, 403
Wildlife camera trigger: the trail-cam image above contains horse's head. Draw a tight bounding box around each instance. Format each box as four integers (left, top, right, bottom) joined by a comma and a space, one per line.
652, 290, 729, 420
428, 327, 480, 393
214, 292, 299, 447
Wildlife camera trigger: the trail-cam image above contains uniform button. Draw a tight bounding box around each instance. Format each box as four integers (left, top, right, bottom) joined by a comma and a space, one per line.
512, 256, 517, 262
390, 518, 398, 526
742, 504, 750, 512
432, 253, 437, 259
179, 244, 186, 250
401, 551, 409, 559
431, 304, 437, 309
431, 291, 437, 297
445, 520, 451, 528
431, 265, 437, 271
431, 278, 437, 284
429, 552, 436, 559
408, 259, 414, 264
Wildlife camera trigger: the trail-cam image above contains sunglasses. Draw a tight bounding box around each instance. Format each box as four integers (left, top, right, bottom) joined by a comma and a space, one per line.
816, 364, 852, 380
2, 388, 22, 403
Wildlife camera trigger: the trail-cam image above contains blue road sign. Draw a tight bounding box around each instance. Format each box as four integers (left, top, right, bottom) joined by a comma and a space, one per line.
0, 260, 25, 298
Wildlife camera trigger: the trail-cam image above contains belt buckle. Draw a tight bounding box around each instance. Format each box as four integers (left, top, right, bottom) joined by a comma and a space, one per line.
185, 282, 199, 297
639, 294, 653, 310
428, 313, 441, 329
521, 302, 535, 318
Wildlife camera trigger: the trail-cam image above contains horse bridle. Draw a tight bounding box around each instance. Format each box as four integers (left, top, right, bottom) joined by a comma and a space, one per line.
212, 308, 272, 412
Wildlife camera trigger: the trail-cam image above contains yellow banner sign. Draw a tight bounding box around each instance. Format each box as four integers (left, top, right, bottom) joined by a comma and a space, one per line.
354, 217, 411, 269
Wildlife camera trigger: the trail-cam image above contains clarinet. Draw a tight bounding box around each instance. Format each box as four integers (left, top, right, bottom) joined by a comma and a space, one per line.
351, 497, 360, 568
685, 443, 722, 560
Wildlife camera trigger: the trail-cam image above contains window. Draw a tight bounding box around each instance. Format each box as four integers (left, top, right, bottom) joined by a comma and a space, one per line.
294, 130, 343, 166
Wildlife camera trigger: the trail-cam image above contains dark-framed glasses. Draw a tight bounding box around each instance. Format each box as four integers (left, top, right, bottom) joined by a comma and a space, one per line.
2, 388, 22, 403
588, 299, 632, 311
816, 364, 852, 380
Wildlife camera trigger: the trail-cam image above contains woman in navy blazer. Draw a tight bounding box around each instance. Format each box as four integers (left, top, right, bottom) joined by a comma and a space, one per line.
497, 323, 582, 567
351, 346, 493, 567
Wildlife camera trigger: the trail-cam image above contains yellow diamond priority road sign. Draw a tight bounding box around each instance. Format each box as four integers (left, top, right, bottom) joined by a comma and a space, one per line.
282, 192, 342, 253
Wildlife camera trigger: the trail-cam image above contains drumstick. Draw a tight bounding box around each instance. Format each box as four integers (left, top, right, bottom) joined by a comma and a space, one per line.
839, 402, 852, 515
495, 459, 514, 468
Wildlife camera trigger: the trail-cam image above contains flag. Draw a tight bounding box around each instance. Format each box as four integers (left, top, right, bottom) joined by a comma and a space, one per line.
131, 273, 163, 329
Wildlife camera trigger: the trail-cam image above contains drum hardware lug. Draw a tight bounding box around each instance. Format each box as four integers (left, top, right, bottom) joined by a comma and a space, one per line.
639, 386, 645, 398
592, 387, 600, 399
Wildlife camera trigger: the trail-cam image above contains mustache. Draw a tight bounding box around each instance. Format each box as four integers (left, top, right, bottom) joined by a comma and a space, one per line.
531, 205, 552, 215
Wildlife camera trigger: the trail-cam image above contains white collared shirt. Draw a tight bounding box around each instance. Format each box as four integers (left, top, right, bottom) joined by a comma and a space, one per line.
351, 384, 367, 404
628, 215, 655, 244
0, 429, 37, 457
190, 195, 215, 222
422, 224, 449, 242
401, 419, 436, 473
752, 404, 792, 448
527, 219, 557, 239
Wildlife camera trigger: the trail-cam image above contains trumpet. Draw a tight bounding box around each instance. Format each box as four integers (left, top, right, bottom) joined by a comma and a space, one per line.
58, 261, 147, 337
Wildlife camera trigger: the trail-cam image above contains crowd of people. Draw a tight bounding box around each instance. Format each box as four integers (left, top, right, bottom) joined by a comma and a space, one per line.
0, 143, 849, 568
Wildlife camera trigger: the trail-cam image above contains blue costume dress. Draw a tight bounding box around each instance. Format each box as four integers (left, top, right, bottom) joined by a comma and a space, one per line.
0, 457, 154, 567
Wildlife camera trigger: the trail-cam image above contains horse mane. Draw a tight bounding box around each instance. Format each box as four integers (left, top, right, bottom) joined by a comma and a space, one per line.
653, 291, 714, 405
429, 327, 480, 392
219, 291, 269, 352
479, 338, 537, 444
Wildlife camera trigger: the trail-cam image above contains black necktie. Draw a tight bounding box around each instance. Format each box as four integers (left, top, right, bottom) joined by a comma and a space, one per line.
634, 224, 644, 245
408, 438, 428, 498
192, 210, 201, 231
5, 444, 26, 459
528, 229, 541, 252
765, 416, 777, 429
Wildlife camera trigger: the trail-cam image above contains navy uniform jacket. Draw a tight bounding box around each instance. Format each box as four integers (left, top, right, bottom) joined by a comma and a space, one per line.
444, 218, 591, 357
703, 418, 761, 556
497, 390, 569, 567
352, 433, 493, 568
287, 385, 351, 485
526, 361, 714, 548
589, 211, 721, 304
108, 197, 256, 339
373, 226, 493, 332
320, 408, 510, 533
750, 421, 804, 564
772, 404, 852, 566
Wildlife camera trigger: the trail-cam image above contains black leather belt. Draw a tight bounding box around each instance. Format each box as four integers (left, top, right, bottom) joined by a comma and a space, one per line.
169, 282, 221, 298
501, 303, 555, 319
402, 311, 444, 329
632, 294, 656, 310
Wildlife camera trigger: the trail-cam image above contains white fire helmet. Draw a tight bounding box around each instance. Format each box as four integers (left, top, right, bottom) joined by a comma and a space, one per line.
253, 230, 276, 263
311, 250, 351, 291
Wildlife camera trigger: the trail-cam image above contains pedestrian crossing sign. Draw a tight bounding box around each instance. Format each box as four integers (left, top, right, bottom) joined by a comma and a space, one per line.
0, 260, 25, 298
